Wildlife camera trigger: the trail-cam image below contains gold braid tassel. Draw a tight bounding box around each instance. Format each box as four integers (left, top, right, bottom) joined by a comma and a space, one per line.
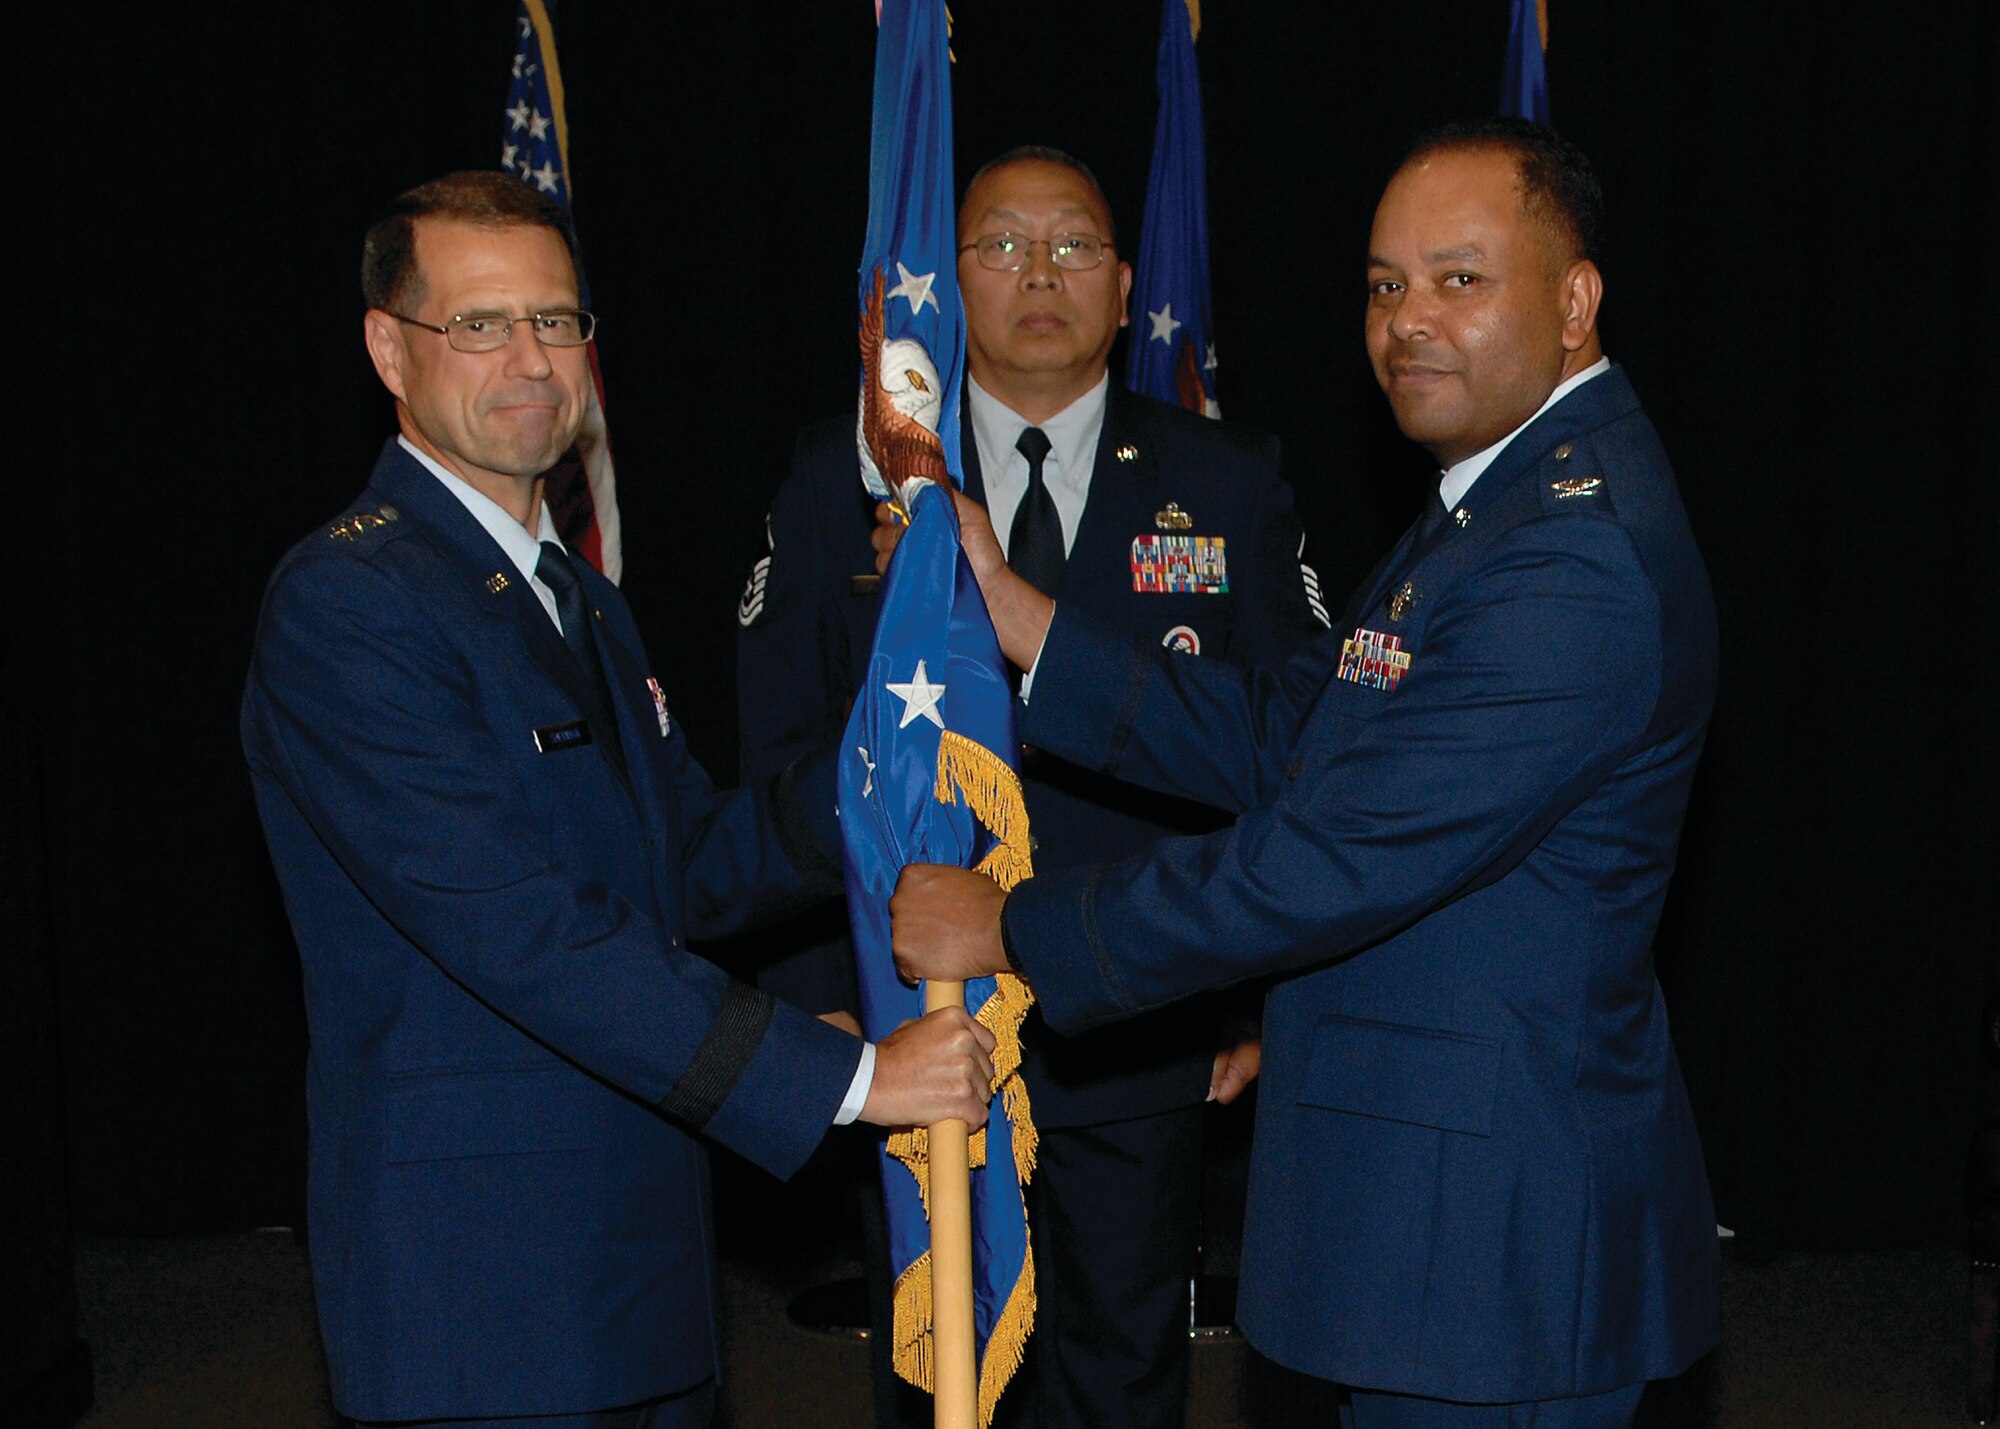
883, 729, 1045, 1418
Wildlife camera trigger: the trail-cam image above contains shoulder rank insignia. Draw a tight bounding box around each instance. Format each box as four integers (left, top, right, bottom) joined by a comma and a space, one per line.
1132, 534, 1227, 593
645, 677, 672, 737
1154, 502, 1194, 531
1387, 581, 1420, 621
327, 506, 399, 541
1338, 627, 1411, 691
1550, 476, 1603, 499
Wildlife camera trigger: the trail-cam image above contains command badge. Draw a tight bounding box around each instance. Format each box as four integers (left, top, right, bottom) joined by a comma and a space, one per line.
1132, 534, 1228, 593
1154, 502, 1194, 531
1161, 624, 1201, 655
645, 677, 672, 737
1337, 627, 1412, 692
1387, 581, 1420, 621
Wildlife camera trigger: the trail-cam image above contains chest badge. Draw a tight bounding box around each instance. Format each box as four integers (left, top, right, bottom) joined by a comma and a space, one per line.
1550, 477, 1603, 499
1387, 581, 1420, 621
1154, 502, 1194, 531
1337, 627, 1411, 692
1132, 534, 1228, 593
1161, 624, 1201, 655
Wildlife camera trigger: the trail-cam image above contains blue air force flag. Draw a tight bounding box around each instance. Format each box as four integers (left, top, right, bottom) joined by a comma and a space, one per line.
1124, 0, 1220, 417
1501, 0, 1551, 123
838, 1, 1037, 1421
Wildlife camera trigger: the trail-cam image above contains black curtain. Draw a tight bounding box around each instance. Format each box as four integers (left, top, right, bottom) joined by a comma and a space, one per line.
20, 1, 1992, 1247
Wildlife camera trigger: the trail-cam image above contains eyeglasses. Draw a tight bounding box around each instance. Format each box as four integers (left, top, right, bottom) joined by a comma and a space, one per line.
386, 308, 597, 352
958, 232, 1114, 272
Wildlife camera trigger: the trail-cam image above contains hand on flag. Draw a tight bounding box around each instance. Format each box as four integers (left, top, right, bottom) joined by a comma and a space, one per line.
890, 863, 1014, 985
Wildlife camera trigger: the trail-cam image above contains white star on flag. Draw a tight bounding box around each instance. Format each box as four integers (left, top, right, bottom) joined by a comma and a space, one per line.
1147, 303, 1183, 345
858, 746, 877, 798
528, 109, 552, 141
529, 160, 560, 194
506, 99, 531, 132
512, 52, 525, 79
886, 659, 946, 729
501, 143, 519, 171
886, 261, 941, 315
1204, 342, 1219, 371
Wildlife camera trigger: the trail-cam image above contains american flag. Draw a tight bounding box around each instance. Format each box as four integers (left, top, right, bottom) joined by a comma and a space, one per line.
502, 0, 622, 581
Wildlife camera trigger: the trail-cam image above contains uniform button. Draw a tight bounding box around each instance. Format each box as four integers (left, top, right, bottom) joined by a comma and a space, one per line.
1552, 442, 1574, 461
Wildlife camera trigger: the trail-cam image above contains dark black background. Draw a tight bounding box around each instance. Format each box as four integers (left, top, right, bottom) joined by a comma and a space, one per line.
14, 1, 1993, 1250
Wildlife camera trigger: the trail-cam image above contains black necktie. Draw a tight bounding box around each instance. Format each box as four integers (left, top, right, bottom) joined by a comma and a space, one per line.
536, 541, 622, 761
1008, 426, 1065, 597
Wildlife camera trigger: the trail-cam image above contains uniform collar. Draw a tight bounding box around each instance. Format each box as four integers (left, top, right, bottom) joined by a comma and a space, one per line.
397, 435, 561, 588
1438, 357, 1612, 511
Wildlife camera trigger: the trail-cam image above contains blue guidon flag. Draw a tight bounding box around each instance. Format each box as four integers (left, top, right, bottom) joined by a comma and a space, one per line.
500, 0, 623, 581
1124, 0, 1220, 418
1501, 0, 1551, 123
839, 1, 1036, 1420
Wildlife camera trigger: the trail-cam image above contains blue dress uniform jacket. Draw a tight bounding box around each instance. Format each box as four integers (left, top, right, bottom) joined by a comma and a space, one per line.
739, 383, 1327, 1126
242, 440, 863, 1422
1002, 368, 1721, 1403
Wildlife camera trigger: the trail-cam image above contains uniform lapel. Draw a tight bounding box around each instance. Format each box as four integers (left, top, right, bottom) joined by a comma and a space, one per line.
368, 443, 630, 788
1059, 383, 1157, 613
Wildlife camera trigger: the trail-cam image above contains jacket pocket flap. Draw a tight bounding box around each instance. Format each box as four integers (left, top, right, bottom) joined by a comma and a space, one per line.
1298, 1014, 1500, 1137
383, 1063, 594, 1163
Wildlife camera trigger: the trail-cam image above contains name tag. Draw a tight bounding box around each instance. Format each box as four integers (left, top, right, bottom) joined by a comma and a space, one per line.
532, 720, 594, 753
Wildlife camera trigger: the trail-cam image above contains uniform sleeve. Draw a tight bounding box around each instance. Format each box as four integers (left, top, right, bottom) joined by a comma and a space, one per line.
1008, 515, 1664, 1032
244, 553, 861, 1178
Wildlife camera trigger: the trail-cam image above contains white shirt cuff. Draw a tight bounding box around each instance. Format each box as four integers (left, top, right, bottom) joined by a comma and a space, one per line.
833, 1040, 876, 1125
1016, 604, 1054, 703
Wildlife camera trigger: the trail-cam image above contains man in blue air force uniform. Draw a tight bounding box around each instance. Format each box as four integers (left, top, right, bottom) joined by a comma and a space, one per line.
737, 148, 1327, 1426
241, 172, 995, 1429
890, 122, 1721, 1428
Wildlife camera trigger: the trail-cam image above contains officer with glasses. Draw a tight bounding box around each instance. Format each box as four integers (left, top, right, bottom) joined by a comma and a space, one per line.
737, 146, 1327, 1428
241, 169, 998, 1429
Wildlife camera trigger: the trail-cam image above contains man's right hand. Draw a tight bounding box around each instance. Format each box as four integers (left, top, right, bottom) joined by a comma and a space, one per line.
859, 1006, 998, 1130
871, 494, 1053, 671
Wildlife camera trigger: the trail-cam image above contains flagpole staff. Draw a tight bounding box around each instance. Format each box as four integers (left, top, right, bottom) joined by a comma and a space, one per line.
923, 976, 978, 1429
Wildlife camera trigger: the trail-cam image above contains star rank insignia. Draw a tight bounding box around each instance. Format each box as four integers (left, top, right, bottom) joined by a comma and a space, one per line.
327, 506, 399, 541
1154, 502, 1194, 531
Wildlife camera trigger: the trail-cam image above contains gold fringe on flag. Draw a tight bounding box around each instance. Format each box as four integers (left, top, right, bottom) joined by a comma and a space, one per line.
882, 728, 1044, 1419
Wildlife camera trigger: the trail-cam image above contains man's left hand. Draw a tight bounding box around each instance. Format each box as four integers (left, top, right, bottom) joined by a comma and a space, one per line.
891, 864, 1012, 983
1208, 1039, 1262, 1105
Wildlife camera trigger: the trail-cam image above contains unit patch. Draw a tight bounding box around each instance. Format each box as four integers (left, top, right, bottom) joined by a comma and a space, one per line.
1131, 534, 1228, 593
1336, 627, 1411, 692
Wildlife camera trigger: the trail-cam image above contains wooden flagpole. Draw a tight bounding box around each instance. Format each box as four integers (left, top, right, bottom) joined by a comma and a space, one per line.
924, 977, 978, 1429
